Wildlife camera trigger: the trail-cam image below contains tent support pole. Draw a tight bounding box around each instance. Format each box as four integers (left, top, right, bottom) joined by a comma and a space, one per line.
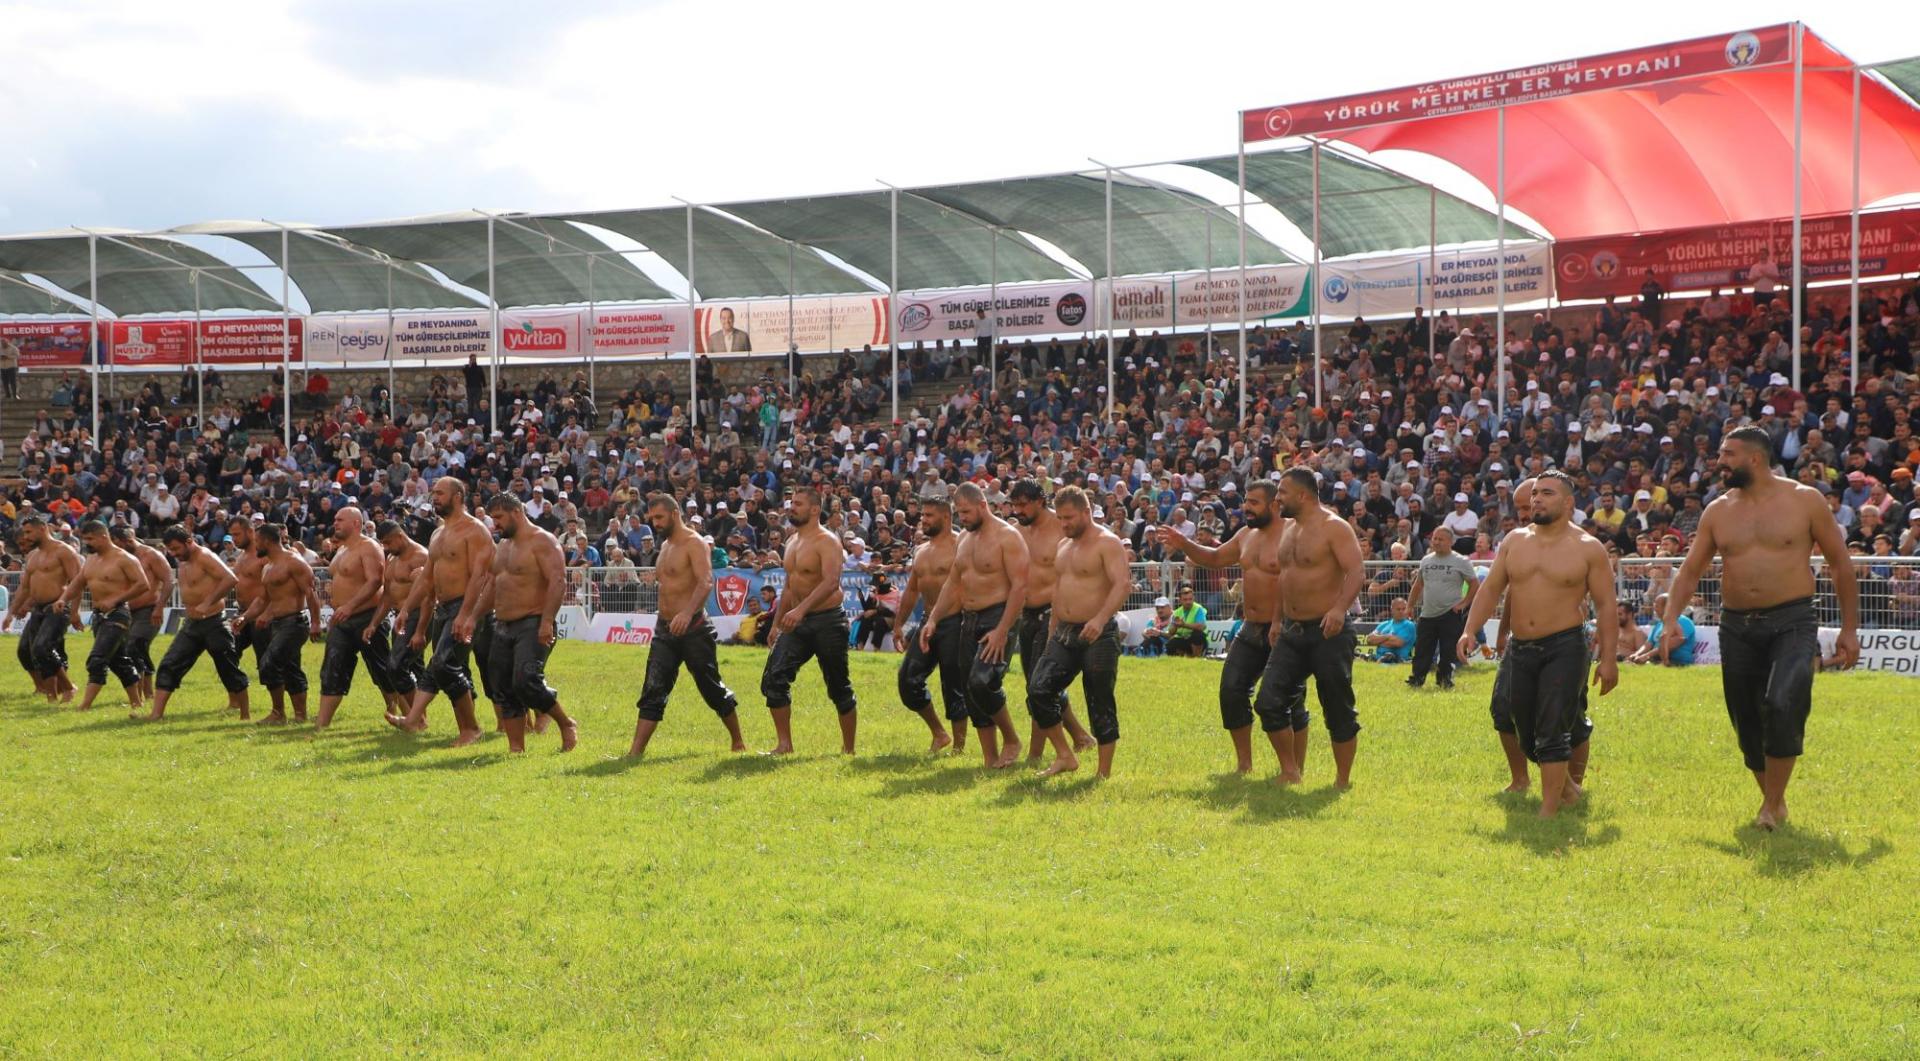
989, 227, 1001, 392
890, 187, 899, 425
1104, 165, 1115, 423
586, 254, 597, 419
1849, 63, 1862, 392
685, 203, 698, 432
87, 234, 99, 443
385, 263, 396, 424
1790, 21, 1805, 390
281, 227, 292, 451
486, 215, 500, 438
1311, 140, 1322, 411
1237, 135, 1248, 423
1428, 184, 1437, 366
787, 240, 796, 396
193, 272, 204, 427
1495, 105, 1507, 418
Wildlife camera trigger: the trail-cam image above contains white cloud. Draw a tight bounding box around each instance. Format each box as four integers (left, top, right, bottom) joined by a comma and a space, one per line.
0, 0, 1901, 235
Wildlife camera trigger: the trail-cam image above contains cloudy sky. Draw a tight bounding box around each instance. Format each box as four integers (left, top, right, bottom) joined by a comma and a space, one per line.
0, 0, 1906, 238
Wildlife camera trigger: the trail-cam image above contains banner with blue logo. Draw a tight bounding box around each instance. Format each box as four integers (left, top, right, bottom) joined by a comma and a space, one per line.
1320, 242, 1551, 318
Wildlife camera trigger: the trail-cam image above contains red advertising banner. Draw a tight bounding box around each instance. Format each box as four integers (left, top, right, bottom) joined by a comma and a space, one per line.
109, 320, 194, 366
0, 320, 92, 368
101, 317, 304, 366
198, 317, 304, 364
1553, 207, 1920, 299
1242, 25, 1793, 142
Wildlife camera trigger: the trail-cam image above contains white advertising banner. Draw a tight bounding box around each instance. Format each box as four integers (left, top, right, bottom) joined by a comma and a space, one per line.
304, 314, 391, 362
585, 612, 658, 645
391, 312, 494, 361
1172, 264, 1313, 325
1100, 277, 1174, 329
1319, 243, 1551, 318
691, 296, 889, 355
590, 304, 689, 357
500, 309, 586, 358
894, 281, 1093, 342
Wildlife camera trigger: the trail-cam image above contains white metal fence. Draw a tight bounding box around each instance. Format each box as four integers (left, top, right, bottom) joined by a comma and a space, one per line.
3, 556, 1916, 633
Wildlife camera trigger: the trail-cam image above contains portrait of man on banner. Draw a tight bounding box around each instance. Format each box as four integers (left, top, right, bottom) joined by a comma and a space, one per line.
706, 306, 751, 354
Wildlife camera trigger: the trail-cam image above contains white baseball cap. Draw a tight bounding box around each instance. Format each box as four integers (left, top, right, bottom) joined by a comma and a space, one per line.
1453, 492, 1470, 503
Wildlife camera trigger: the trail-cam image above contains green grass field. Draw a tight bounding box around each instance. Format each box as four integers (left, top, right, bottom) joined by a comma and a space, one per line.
2, 637, 1916, 1057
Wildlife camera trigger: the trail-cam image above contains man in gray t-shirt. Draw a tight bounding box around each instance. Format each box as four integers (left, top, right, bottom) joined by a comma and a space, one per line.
1406, 526, 1479, 689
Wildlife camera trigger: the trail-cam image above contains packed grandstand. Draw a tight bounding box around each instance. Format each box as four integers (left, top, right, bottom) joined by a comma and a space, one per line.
3, 276, 1917, 640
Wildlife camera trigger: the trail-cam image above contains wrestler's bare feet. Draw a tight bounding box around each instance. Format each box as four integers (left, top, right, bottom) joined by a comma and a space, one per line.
991, 740, 1021, 769
1503, 779, 1531, 794
1072, 736, 1096, 752
257, 711, 287, 726
1561, 781, 1584, 806
450, 727, 483, 748
763, 742, 794, 756
1276, 770, 1304, 786
1037, 754, 1079, 778
928, 731, 952, 755
558, 723, 579, 753
532, 715, 550, 735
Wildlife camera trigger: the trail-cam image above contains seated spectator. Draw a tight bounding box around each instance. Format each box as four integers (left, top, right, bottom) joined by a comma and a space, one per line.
1632, 593, 1696, 665
1366, 598, 1417, 663
1165, 584, 1208, 657
1138, 596, 1176, 657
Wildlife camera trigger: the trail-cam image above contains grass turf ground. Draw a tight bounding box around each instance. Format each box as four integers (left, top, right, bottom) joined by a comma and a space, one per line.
1, 637, 1916, 1057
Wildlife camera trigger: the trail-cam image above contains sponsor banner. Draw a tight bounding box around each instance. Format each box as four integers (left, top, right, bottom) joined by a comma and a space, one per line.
501, 309, 585, 358
198, 317, 304, 364
1553, 207, 1920, 299
304, 315, 390, 362
0, 319, 92, 368
1244, 25, 1793, 141
894, 281, 1093, 342
587, 612, 658, 645
1172, 264, 1313, 324
1102, 277, 1174, 330
1680, 625, 1918, 676
1320, 243, 1551, 318
590, 304, 688, 357
554, 605, 591, 642
392, 312, 493, 361
695, 297, 890, 355
109, 320, 194, 366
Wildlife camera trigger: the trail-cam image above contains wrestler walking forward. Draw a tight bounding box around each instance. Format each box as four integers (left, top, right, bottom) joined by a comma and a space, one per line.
629, 494, 745, 758
1659, 425, 1860, 830
388, 478, 492, 746
476, 493, 579, 752
227, 517, 271, 692
143, 526, 251, 721
237, 524, 323, 725
761, 487, 858, 755
1488, 477, 1535, 793
315, 507, 401, 728
893, 496, 967, 755
1025, 487, 1130, 778
59, 519, 151, 713
1459, 471, 1618, 818
1252, 469, 1366, 788
370, 520, 428, 715
111, 523, 171, 708
1007, 479, 1095, 760
6, 518, 79, 702
922, 482, 1028, 768
1156, 479, 1307, 777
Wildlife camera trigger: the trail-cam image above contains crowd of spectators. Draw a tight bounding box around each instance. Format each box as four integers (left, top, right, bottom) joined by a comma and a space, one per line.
3, 279, 1919, 632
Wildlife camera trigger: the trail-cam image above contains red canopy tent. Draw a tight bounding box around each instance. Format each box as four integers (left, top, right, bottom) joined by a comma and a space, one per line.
1237, 23, 1920, 408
